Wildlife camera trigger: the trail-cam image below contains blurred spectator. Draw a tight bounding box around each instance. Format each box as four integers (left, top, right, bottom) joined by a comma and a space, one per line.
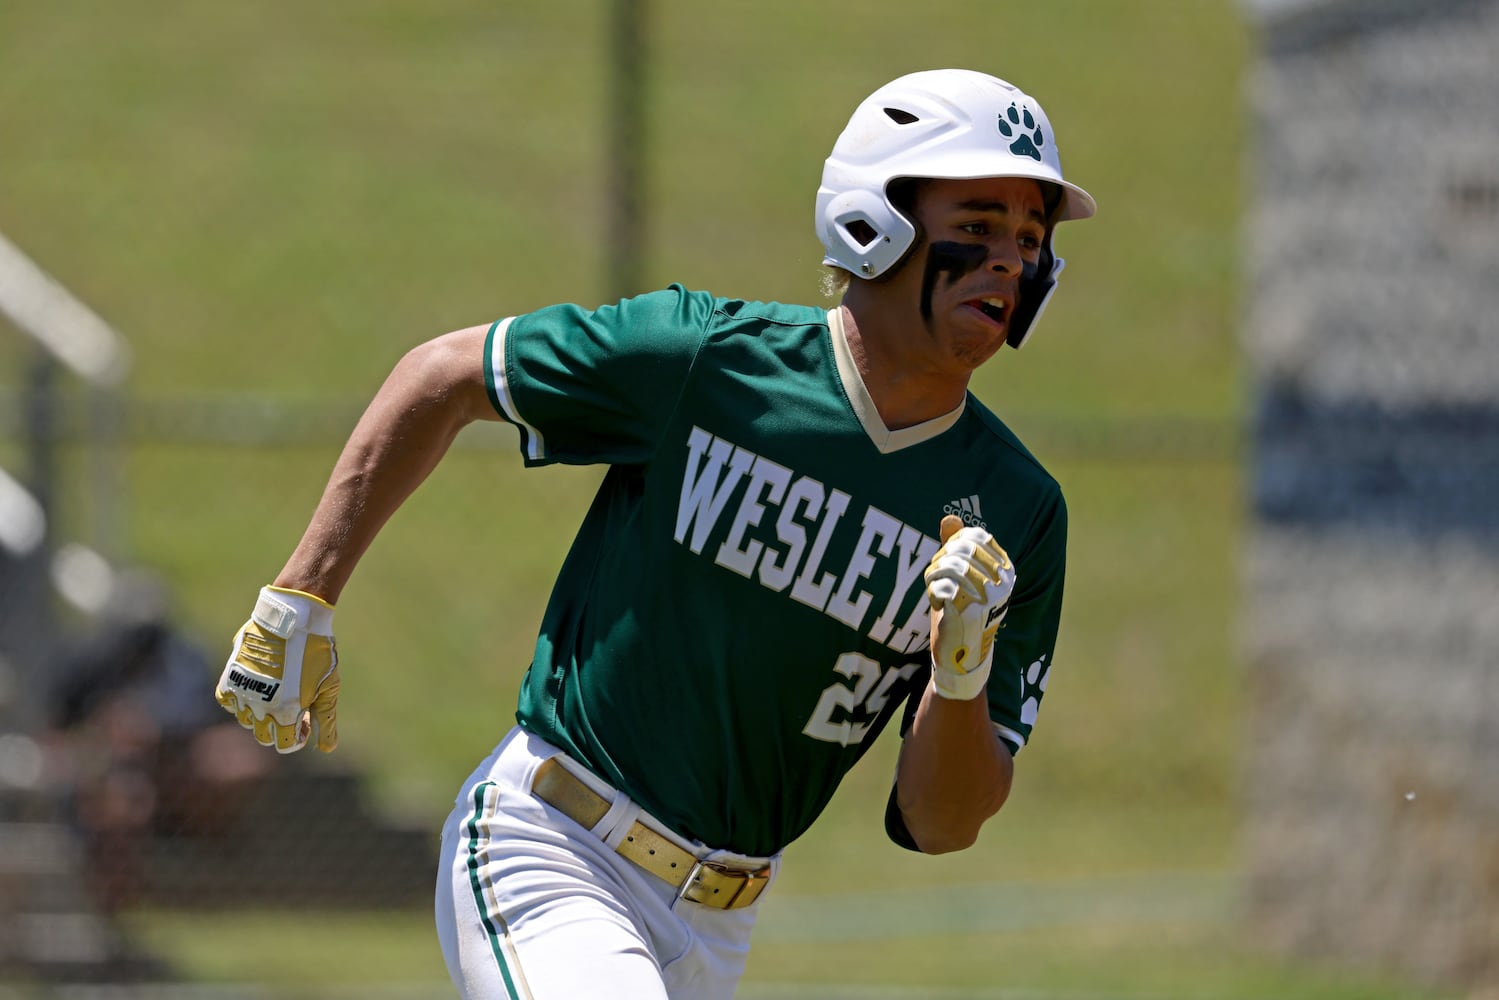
41, 571, 273, 911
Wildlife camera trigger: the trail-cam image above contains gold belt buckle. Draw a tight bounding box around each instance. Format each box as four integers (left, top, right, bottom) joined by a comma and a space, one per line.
679, 859, 771, 910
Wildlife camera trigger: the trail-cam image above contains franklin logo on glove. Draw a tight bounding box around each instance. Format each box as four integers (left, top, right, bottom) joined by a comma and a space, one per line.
225, 668, 280, 703
216, 585, 341, 754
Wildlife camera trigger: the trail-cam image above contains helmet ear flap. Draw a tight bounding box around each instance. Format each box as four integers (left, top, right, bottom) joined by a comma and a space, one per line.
1005, 184, 1067, 350
820, 188, 916, 277
1007, 246, 1063, 350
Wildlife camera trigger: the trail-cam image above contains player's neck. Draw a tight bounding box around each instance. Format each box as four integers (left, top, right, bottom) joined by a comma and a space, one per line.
837, 302, 970, 431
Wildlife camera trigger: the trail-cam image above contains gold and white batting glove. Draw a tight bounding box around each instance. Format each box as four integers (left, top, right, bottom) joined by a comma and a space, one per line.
924, 517, 1016, 701
217, 585, 341, 754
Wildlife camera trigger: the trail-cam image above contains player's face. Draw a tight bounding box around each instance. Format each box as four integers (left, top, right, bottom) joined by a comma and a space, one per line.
901, 176, 1049, 370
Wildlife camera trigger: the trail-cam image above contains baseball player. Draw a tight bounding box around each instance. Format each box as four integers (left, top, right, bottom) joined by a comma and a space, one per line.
216, 68, 1094, 999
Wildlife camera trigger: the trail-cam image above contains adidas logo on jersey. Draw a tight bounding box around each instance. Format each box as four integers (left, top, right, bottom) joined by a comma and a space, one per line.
943, 495, 987, 530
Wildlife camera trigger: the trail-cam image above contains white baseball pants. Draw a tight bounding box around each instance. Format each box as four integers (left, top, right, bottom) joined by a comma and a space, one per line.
434, 726, 781, 999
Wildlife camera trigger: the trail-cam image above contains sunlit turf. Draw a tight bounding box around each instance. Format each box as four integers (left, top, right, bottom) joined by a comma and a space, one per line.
122, 891, 1457, 1000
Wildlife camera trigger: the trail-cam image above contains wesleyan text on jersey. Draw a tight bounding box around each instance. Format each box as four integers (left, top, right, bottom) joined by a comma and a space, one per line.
674, 425, 939, 654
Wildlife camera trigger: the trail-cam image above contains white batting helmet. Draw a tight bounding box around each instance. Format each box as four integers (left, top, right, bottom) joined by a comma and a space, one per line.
816, 69, 1097, 348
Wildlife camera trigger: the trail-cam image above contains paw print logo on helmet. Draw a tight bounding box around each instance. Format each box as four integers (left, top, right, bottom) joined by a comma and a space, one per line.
997, 102, 1045, 162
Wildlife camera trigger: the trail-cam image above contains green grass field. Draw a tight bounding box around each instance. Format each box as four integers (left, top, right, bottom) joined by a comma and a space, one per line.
0, 2, 1460, 997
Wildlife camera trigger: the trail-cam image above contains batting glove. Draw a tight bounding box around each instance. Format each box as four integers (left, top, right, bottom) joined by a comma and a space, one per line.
217, 585, 341, 753
924, 519, 1016, 701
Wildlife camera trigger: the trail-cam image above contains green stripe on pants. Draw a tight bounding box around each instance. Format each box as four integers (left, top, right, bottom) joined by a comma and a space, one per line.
466, 781, 529, 999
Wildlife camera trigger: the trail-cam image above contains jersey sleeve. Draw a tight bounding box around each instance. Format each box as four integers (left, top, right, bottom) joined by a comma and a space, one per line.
986, 487, 1067, 754
483, 284, 715, 466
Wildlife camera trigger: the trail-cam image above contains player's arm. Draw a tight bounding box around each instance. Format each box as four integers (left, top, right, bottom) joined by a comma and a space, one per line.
216, 325, 499, 753
893, 516, 1016, 853
893, 677, 1013, 854
274, 324, 500, 603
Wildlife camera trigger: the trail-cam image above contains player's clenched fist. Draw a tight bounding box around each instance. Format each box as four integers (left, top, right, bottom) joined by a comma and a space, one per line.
217, 586, 341, 753
924, 515, 1016, 701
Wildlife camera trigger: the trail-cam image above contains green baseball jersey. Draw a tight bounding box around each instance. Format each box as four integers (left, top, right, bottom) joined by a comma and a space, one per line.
484, 285, 1066, 857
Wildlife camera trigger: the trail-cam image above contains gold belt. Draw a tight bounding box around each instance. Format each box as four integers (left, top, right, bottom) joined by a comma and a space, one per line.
531, 757, 770, 910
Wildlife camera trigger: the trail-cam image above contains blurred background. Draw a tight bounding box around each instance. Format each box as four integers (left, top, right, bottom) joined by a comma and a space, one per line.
1, 1, 1494, 998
